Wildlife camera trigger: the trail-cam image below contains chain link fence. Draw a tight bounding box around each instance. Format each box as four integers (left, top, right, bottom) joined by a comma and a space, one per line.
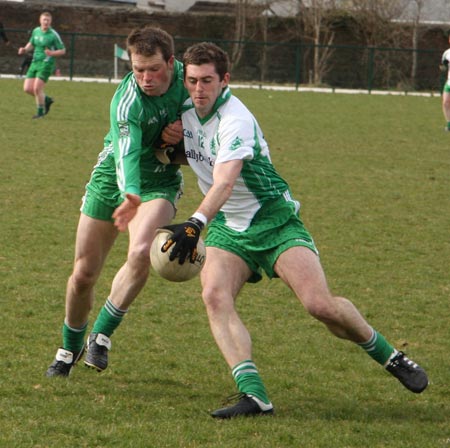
1, 29, 445, 92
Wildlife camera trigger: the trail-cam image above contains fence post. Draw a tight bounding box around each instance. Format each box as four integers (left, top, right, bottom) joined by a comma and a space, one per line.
295, 43, 301, 89
69, 33, 76, 80
367, 46, 375, 93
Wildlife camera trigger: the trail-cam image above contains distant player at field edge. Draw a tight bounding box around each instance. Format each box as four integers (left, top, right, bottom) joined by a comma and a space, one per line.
440, 30, 450, 131
18, 11, 65, 119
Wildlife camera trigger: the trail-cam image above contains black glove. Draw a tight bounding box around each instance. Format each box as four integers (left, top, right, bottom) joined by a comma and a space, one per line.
161, 217, 204, 264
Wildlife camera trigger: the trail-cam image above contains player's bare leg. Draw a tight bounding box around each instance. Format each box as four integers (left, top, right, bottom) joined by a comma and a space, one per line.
275, 246, 428, 393
201, 248, 274, 418
24, 77, 47, 119
84, 199, 175, 372
46, 215, 118, 377
442, 91, 450, 131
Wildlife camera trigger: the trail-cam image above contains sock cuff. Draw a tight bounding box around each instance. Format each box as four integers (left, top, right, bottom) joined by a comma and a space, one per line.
232, 360, 258, 378
63, 320, 88, 332
357, 327, 376, 350
105, 298, 128, 318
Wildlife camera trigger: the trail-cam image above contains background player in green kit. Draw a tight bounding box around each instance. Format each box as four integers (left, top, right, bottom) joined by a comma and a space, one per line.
18, 11, 65, 119
46, 26, 188, 377
440, 30, 450, 131
153, 42, 428, 418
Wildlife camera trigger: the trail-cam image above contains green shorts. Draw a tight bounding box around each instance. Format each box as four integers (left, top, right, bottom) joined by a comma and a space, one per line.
444, 82, 450, 93
81, 150, 184, 221
205, 195, 318, 283
26, 60, 55, 83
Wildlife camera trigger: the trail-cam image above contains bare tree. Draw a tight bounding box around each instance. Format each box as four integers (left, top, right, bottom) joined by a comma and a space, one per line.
229, 0, 277, 82
297, 0, 339, 85
345, 0, 409, 47
344, 0, 410, 89
409, 0, 424, 87
231, 0, 248, 69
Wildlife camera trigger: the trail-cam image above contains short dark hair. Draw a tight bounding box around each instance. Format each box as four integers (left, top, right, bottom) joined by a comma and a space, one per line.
183, 42, 230, 80
126, 26, 174, 62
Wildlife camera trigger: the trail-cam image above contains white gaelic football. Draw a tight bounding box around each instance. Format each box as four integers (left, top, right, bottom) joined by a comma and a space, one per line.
150, 228, 206, 282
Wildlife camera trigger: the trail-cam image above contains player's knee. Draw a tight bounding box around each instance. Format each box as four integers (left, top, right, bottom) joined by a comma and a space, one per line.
70, 268, 97, 293
128, 246, 151, 277
202, 286, 232, 314
304, 295, 338, 323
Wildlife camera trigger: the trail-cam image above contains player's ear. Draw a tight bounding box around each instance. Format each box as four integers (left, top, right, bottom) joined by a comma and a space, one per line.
221, 72, 230, 88
167, 55, 175, 70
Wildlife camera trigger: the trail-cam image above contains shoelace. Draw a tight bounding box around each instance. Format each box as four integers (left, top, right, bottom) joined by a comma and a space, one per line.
389, 352, 417, 370
222, 392, 246, 405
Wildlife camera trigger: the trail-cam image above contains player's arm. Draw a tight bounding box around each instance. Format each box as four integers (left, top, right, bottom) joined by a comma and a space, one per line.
18, 41, 33, 55
19, 29, 36, 55
162, 159, 243, 263
45, 48, 66, 57
197, 159, 243, 221
45, 33, 66, 58
111, 101, 145, 231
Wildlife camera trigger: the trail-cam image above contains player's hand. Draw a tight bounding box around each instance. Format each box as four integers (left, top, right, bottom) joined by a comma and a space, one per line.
161, 217, 204, 264
161, 120, 183, 145
154, 120, 184, 164
112, 193, 142, 232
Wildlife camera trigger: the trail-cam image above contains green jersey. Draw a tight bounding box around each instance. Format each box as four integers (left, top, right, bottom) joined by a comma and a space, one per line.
29, 26, 65, 63
87, 59, 188, 203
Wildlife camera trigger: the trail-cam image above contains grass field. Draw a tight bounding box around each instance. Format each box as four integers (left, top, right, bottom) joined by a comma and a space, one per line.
1, 78, 449, 448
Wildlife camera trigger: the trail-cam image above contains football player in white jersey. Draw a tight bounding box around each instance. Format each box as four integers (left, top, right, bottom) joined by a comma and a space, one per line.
440, 31, 450, 131
160, 42, 428, 418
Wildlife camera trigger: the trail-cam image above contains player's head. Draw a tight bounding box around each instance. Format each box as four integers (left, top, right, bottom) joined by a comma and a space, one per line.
39, 11, 52, 29
183, 42, 230, 81
182, 42, 231, 118
127, 26, 174, 62
127, 26, 175, 97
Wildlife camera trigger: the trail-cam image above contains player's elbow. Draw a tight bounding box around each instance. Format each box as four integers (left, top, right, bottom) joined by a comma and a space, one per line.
217, 179, 234, 198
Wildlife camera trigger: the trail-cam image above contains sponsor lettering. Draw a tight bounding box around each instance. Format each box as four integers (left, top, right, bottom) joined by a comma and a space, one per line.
185, 148, 215, 167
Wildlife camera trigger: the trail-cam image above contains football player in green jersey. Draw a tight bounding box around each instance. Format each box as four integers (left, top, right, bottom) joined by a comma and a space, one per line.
18, 12, 65, 119
46, 26, 188, 377
156, 42, 428, 418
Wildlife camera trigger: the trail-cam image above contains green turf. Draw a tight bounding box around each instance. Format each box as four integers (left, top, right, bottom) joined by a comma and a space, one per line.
1, 79, 449, 447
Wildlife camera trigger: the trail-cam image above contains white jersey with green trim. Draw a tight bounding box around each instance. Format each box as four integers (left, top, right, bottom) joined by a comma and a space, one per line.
442, 48, 450, 81
182, 87, 299, 232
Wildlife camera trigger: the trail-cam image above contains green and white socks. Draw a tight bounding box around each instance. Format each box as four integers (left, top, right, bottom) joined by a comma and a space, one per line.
62, 320, 87, 353
62, 298, 127, 352
232, 360, 271, 406
91, 298, 127, 337
358, 327, 396, 366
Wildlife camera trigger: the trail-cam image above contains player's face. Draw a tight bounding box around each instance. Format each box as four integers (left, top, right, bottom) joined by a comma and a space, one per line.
184, 63, 230, 118
40, 14, 52, 30
131, 51, 174, 97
